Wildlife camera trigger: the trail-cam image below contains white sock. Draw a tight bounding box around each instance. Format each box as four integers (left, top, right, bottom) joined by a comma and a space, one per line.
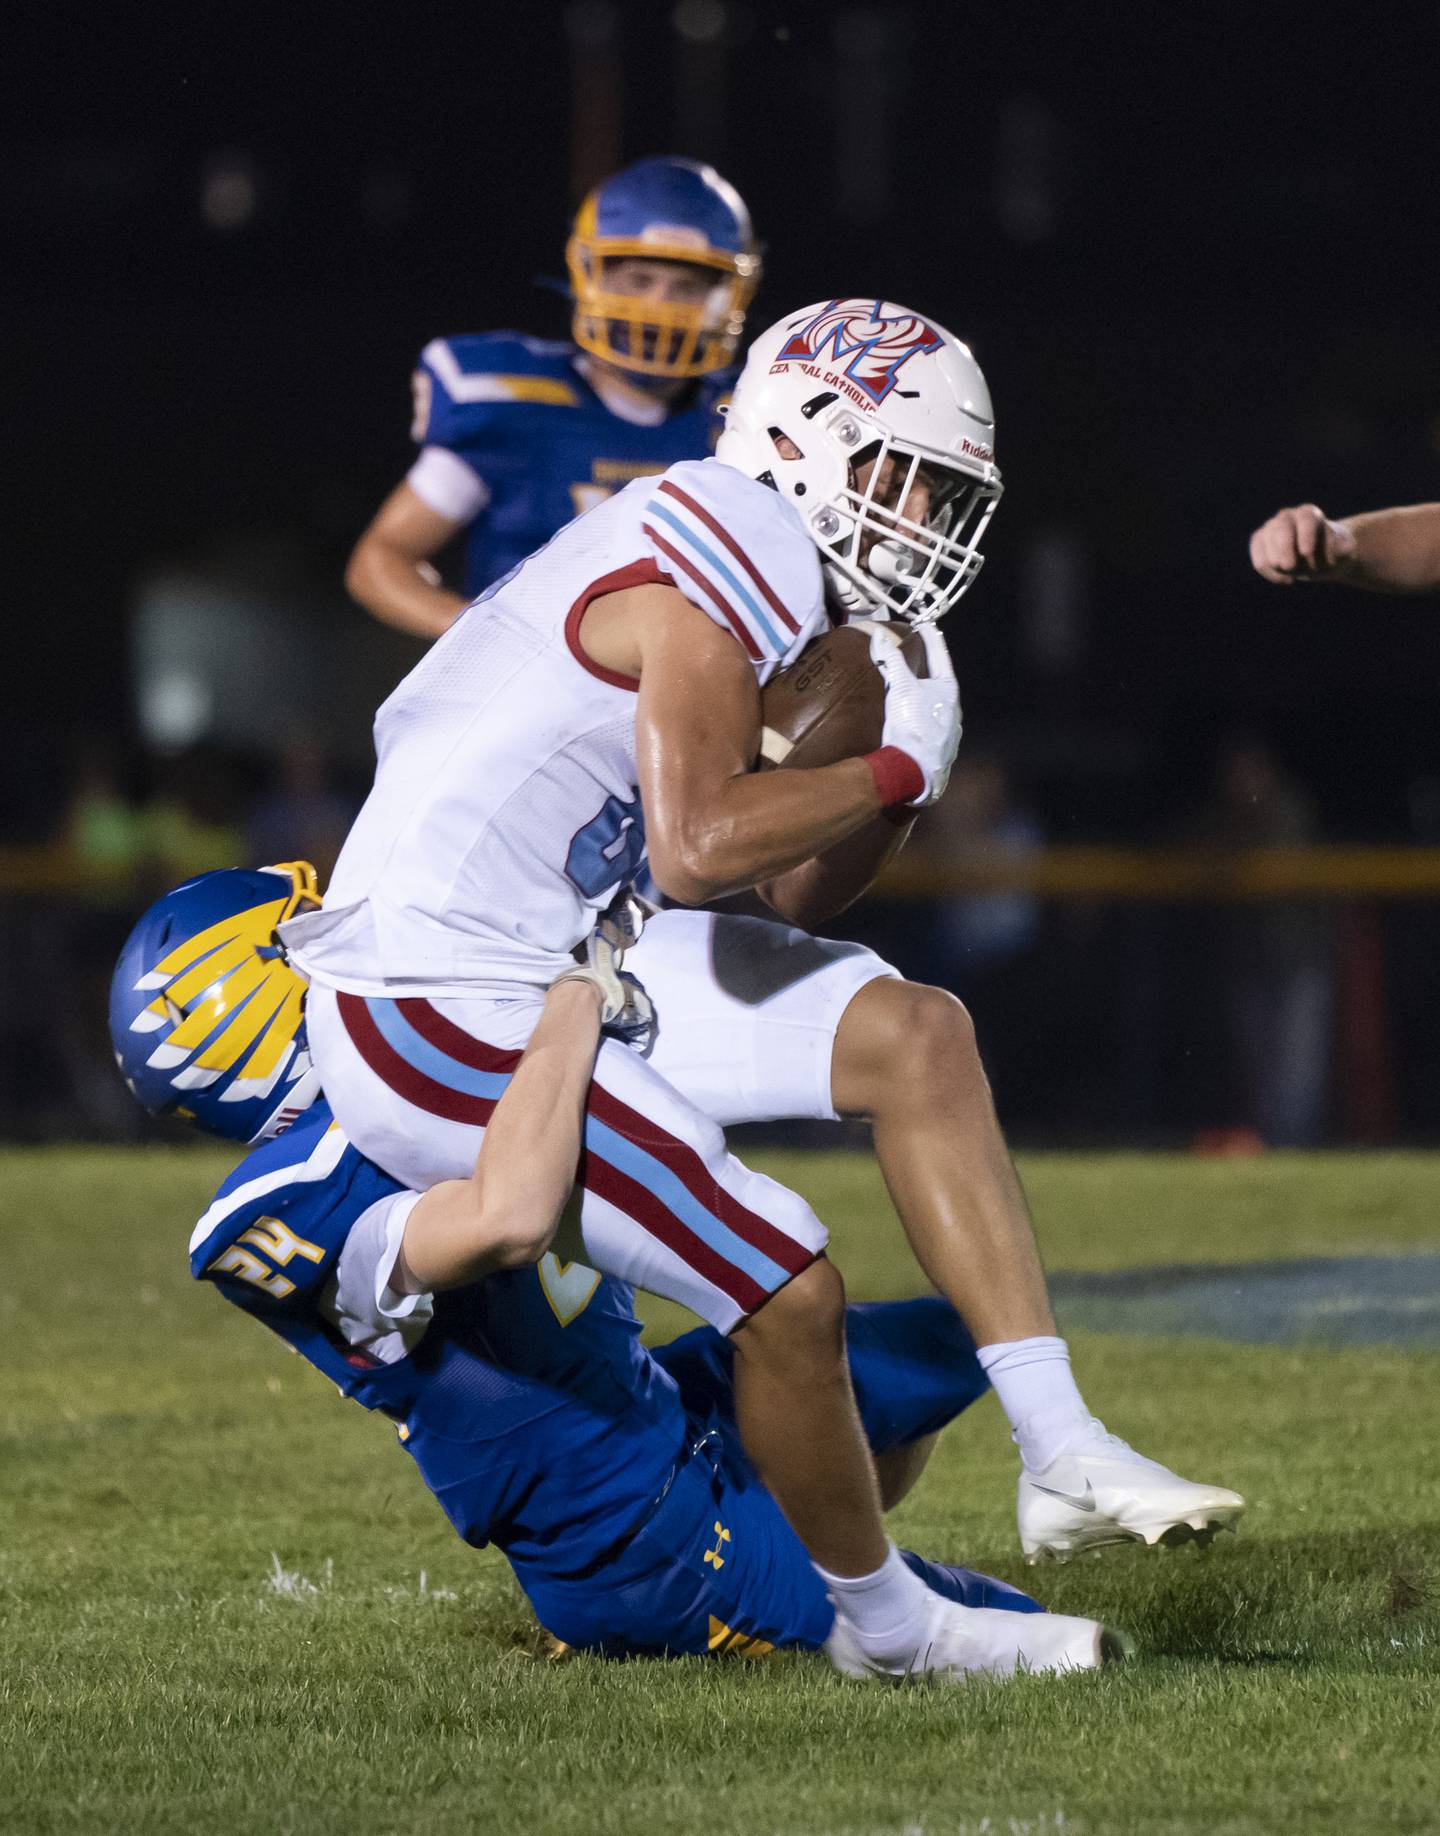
815, 1543, 931, 1660
978, 1335, 1093, 1473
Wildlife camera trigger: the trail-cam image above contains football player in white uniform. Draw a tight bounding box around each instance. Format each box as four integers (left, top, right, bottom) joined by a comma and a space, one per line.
282, 299, 1240, 1683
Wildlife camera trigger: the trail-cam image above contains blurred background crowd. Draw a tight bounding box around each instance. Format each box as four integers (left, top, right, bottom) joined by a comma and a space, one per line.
6, 2, 1440, 1145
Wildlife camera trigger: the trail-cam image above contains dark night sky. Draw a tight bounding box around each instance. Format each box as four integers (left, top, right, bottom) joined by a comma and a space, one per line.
6, 1, 1440, 839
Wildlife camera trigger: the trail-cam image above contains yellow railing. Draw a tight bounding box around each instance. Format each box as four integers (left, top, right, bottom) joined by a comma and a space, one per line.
877, 846, 1440, 900
0, 848, 146, 897
9, 844, 1440, 901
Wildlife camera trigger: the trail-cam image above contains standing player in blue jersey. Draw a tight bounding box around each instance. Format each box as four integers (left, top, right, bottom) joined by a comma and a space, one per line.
111, 864, 1119, 1676
345, 157, 760, 640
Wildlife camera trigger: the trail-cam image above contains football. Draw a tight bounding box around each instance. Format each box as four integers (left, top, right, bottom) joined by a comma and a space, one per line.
753, 622, 926, 926
757, 622, 927, 773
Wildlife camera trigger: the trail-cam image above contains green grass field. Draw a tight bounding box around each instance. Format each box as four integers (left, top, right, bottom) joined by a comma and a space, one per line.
4, 1146, 1439, 1836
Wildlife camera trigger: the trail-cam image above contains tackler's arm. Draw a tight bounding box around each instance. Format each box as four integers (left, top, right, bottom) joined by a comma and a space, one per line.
389, 977, 605, 1294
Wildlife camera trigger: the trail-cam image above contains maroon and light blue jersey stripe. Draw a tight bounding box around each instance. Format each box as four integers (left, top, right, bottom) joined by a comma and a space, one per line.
336, 993, 823, 1323
639, 460, 826, 680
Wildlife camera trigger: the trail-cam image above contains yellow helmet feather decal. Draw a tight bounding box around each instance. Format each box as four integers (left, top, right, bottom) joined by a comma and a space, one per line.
222, 976, 306, 1085
132, 869, 317, 1083
112, 862, 321, 1145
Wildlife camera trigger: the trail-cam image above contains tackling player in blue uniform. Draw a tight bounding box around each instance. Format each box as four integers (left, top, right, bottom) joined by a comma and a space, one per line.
111, 863, 1071, 1669
346, 157, 760, 640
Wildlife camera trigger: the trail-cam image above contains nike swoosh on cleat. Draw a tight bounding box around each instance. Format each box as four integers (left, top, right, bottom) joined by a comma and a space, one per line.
1028, 1479, 1098, 1512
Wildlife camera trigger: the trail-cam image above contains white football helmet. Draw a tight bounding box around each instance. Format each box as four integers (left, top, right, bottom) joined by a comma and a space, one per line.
716, 298, 1003, 623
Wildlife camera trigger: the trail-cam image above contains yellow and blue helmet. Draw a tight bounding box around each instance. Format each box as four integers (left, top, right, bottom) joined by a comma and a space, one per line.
566, 156, 761, 380
109, 862, 323, 1144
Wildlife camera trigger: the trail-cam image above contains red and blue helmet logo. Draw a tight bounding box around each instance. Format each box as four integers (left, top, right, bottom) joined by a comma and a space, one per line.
774, 300, 944, 405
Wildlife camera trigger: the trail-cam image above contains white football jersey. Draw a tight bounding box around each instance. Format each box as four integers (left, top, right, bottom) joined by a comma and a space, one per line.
282, 459, 828, 997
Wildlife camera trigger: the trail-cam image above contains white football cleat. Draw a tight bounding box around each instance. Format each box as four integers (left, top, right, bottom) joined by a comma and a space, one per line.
825, 1589, 1132, 1684
1019, 1426, 1245, 1563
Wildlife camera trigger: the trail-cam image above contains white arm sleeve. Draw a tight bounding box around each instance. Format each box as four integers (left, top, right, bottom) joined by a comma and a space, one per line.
406, 446, 491, 524
322, 1191, 433, 1365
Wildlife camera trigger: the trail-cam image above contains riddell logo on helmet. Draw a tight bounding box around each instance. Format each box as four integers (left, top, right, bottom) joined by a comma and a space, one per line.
771, 300, 944, 406
961, 436, 994, 463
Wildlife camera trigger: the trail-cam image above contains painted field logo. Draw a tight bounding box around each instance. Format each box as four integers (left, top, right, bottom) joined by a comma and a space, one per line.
774, 300, 944, 404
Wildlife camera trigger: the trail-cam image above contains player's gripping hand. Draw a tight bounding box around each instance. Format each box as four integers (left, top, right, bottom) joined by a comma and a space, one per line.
865, 620, 962, 807
594, 891, 645, 955
605, 973, 655, 1052
551, 900, 655, 1050
1249, 504, 1357, 585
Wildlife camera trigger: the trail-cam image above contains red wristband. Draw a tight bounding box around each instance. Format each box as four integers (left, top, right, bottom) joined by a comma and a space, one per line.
863, 746, 925, 810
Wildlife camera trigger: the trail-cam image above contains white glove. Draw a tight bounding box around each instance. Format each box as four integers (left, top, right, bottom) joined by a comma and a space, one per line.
865, 620, 962, 806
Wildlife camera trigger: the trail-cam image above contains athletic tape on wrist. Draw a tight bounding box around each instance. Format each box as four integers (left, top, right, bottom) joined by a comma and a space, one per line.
863, 746, 925, 810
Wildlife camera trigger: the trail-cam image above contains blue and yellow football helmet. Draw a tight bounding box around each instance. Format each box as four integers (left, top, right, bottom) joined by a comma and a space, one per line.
109, 862, 323, 1144
566, 156, 761, 380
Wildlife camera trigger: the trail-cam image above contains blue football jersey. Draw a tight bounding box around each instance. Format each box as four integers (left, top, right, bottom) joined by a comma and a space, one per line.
190, 1102, 687, 1573
409, 332, 732, 595
187, 1107, 1008, 1651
